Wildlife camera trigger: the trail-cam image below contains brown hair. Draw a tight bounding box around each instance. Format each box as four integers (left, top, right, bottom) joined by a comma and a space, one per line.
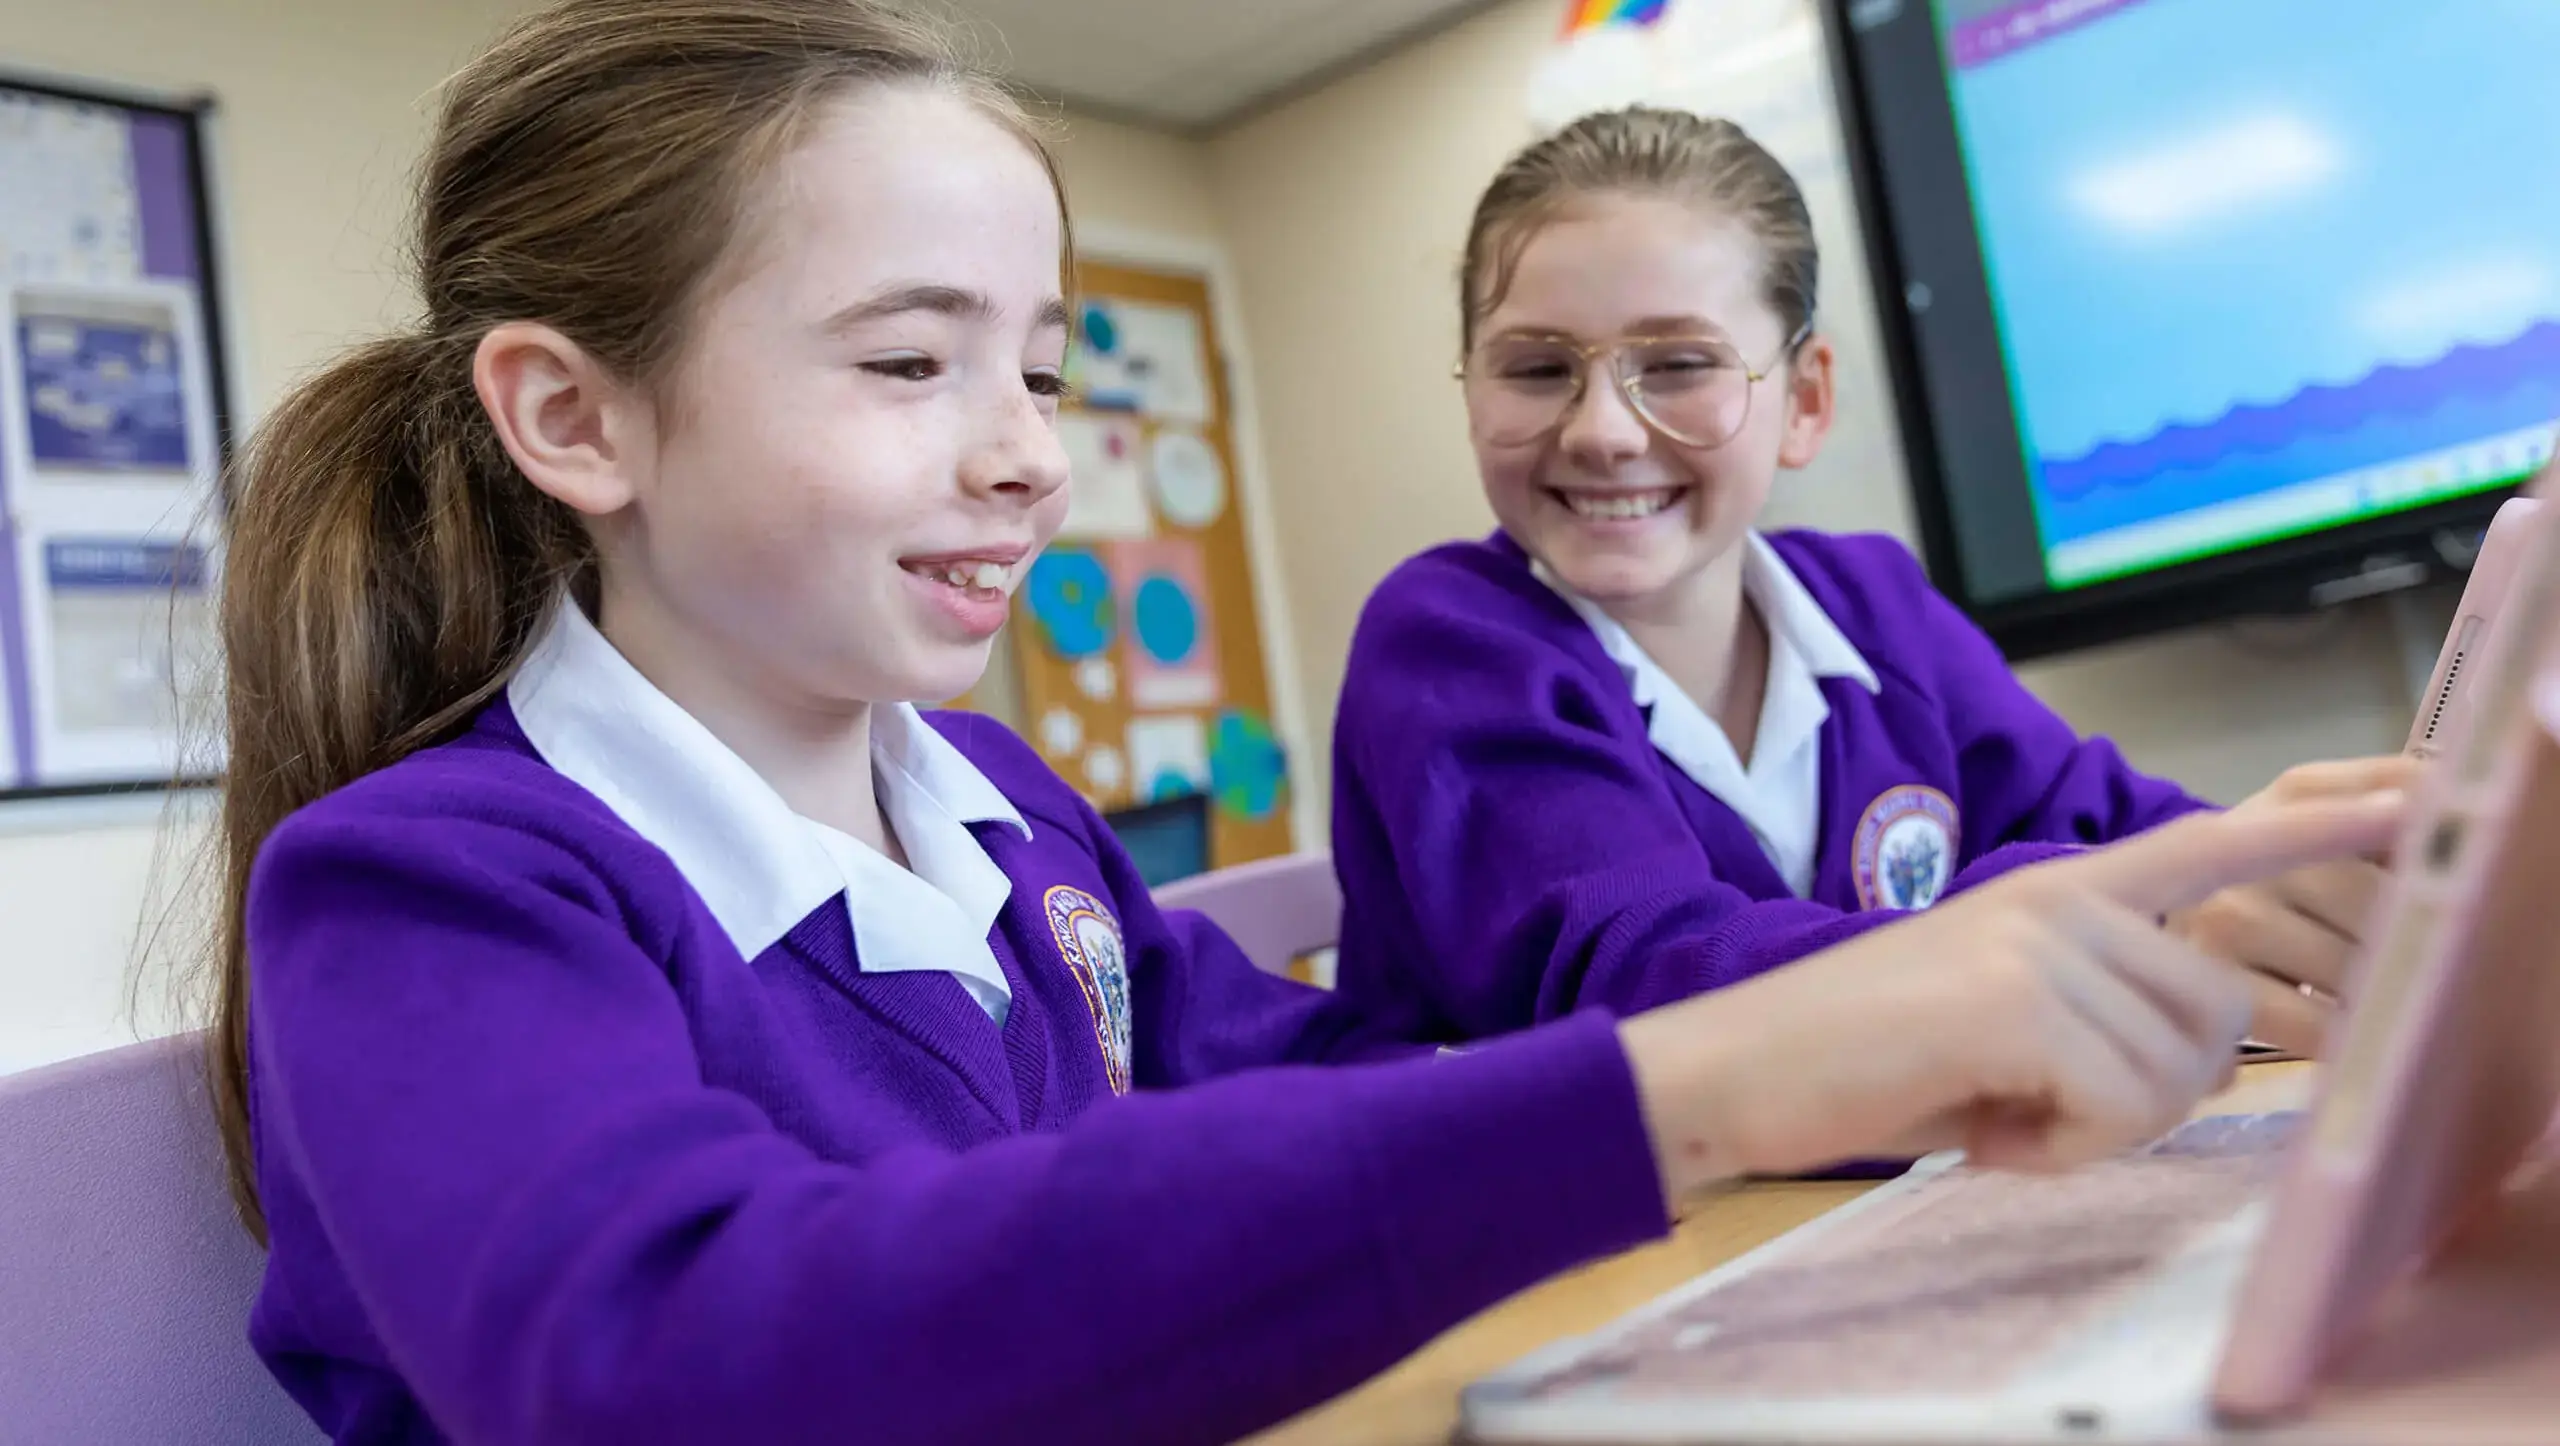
206, 0, 1067, 1238
1458, 107, 1817, 353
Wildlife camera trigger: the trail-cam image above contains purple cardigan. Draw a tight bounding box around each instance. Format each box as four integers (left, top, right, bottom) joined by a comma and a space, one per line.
1330, 529, 2209, 1042
243, 704, 1665, 1445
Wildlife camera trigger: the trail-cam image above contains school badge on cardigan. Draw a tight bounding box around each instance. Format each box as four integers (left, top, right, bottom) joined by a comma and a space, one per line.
1852, 785, 1959, 912
1044, 885, 1133, 1094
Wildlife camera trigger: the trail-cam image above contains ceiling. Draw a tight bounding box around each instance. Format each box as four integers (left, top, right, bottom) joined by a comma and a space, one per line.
949, 0, 1508, 132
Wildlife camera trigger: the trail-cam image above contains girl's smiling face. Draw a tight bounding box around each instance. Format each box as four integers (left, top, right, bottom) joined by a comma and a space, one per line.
1465, 191, 1835, 612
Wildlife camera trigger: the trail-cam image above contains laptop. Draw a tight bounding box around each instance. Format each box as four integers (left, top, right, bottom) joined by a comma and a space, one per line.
1463, 480, 2560, 1444
2408, 494, 2546, 758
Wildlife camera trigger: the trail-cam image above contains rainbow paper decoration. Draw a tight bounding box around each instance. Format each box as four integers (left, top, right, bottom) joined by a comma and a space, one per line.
1561, 0, 1670, 36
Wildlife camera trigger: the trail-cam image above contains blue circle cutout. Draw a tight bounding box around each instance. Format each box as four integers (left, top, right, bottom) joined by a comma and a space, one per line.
1131, 576, 1198, 664
1080, 303, 1119, 355
1025, 549, 1114, 660
1209, 710, 1286, 821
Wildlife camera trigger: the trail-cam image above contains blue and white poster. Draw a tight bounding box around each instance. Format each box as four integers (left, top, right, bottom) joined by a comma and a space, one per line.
1070, 298, 1212, 425
19, 309, 192, 471
1, 286, 220, 789
1, 78, 229, 793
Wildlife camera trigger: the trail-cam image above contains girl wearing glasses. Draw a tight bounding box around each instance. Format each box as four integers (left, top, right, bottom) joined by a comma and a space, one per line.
1330, 108, 2413, 1060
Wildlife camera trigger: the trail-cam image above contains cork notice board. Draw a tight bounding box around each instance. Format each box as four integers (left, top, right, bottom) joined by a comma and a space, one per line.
998, 259, 1292, 870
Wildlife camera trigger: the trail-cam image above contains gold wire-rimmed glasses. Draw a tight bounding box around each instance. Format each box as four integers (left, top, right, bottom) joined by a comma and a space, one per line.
1455, 321, 1812, 449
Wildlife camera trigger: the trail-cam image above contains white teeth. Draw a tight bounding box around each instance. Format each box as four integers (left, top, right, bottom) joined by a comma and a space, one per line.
1563, 489, 1681, 521
918, 561, 1013, 592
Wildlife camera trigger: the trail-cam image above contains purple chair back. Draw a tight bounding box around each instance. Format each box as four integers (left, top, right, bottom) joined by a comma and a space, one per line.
0, 1032, 321, 1443
1153, 852, 1342, 975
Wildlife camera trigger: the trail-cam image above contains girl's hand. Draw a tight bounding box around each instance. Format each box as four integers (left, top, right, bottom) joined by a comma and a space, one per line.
2169, 756, 2422, 1056
1618, 791, 2406, 1201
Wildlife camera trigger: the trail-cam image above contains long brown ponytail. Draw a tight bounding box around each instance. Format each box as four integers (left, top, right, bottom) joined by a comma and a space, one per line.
207, 0, 1064, 1237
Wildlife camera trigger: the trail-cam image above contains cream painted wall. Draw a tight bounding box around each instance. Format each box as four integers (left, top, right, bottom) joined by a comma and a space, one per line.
0, 0, 1230, 1075
1052, 111, 1225, 243
1206, 0, 2423, 814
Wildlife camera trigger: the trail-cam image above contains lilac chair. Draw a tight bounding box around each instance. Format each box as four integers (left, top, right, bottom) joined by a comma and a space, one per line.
0, 1032, 321, 1443
1153, 851, 1342, 976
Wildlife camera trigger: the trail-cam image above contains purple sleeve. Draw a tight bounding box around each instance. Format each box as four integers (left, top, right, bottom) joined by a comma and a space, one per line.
1336, 592, 1921, 1029
246, 812, 1664, 1446
1910, 568, 2214, 850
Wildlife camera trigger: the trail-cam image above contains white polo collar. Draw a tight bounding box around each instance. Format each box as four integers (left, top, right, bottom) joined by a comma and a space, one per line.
508, 600, 1031, 1009
1538, 534, 1878, 696
1538, 535, 1878, 895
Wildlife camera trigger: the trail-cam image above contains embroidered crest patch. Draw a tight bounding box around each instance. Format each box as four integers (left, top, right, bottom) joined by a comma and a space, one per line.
1044, 885, 1133, 1094
1852, 785, 1959, 911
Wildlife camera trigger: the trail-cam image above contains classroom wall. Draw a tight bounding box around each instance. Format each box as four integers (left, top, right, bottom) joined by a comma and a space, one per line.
1052, 111, 1226, 243
0, 0, 529, 1074
1205, 0, 2426, 816
0, 0, 1234, 1075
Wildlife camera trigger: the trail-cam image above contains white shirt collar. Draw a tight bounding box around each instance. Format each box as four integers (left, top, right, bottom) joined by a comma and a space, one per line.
508, 600, 1030, 1010
1536, 534, 1878, 697
1536, 535, 1877, 896
1733, 534, 1880, 694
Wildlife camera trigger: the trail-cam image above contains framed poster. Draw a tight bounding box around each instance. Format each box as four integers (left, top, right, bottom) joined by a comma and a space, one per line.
0, 73, 232, 798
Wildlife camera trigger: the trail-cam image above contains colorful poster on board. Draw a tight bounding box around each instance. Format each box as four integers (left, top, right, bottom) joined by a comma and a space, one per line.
1148, 427, 1228, 529
1071, 298, 1213, 425
1127, 714, 1211, 803
1011, 262, 1294, 867
1055, 411, 1154, 540
1106, 538, 1220, 710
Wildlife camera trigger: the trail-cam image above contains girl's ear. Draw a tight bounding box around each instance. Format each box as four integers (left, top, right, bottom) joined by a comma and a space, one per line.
1776, 332, 1837, 471
473, 322, 648, 516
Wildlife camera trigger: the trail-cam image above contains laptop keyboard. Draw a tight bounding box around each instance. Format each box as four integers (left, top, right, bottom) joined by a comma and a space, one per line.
1527, 1113, 2302, 1401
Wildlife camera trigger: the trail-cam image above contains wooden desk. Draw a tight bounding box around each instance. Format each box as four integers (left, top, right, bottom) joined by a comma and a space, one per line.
1247, 1064, 2314, 1446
